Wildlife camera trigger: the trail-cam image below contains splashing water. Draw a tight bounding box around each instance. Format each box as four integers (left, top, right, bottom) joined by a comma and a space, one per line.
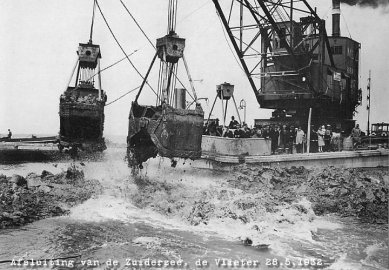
0, 148, 387, 270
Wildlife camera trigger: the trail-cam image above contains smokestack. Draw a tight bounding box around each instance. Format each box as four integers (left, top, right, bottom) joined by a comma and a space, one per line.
332, 0, 341, 37
174, 88, 186, 109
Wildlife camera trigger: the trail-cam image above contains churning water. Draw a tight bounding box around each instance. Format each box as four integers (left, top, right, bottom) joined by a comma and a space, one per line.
0, 149, 387, 270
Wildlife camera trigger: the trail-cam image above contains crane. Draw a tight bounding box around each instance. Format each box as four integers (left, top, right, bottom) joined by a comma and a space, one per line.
211, 0, 361, 132
127, 0, 204, 168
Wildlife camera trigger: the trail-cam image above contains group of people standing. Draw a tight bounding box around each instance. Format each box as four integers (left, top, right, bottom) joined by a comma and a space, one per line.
204, 117, 308, 154
204, 116, 364, 155
316, 125, 335, 152
257, 125, 306, 154
203, 116, 252, 138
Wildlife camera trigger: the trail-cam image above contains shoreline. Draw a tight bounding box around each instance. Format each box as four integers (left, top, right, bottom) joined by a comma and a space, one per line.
0, 164, 103, 229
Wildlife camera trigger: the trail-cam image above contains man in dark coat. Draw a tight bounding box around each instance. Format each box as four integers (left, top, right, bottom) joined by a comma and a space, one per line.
288, 126, 296, 154
270, 125, 280, 154
279, 125, 288, 152
228, 116, 239, 129
283, 127, 291, 153
262, 125, 270, 139
324, 125, 332, 151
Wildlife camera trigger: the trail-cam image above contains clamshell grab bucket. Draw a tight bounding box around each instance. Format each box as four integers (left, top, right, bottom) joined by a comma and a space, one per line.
59, 86, 107, 151
127, 102, 204, 165
59, 42, 107, 152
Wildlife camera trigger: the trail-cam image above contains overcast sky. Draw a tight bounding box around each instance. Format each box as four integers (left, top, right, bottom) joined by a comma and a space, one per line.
1, 0, 388, 136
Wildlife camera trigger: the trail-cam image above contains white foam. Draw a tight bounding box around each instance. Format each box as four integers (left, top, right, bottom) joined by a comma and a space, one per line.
325, 254, 363, 270
68, 157, 346, 260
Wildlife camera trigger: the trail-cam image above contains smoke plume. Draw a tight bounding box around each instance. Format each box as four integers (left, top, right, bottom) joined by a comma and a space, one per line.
340, 0, 389, 8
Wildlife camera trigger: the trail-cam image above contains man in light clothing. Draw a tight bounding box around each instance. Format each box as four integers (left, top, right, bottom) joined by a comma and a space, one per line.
295, 127, 305, 153
351, 124, 361, 146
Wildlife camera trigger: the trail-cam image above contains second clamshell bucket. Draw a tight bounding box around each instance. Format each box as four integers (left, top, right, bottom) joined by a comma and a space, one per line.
127, 102, 204, 166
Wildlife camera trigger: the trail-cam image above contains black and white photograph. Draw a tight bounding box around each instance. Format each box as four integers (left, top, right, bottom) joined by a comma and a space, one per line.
0, 0, 388, 269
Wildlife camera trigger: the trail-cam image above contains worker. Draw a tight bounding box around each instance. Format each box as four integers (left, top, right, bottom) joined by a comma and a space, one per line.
262, 125, 270, 139
215, 119, 223, 136
7, 129, 12, 139
324, 125, 332, 151
251, 127, 260, 138
295, 126, 305, 153
242, 124, 251, 138
228, 116, 239, 129
255, 127, 262, 138
223, 127, 234, 138
234, 125, 244, 138
309, 125, 318, 153
279, 125, 287, 152
270, 125, 279, 154
283, 126, 291, 153
287, 126, 295, 154
331, 128, 342, 151
208, 121, 217, 136
351, 124, 361, 146
317, 125, 325, 152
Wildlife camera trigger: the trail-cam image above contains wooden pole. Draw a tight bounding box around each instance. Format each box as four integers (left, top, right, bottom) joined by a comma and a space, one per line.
307, 107, 312, 153
221, 94, 226, 127
224, 99, 229, 125
232, 96, 242, 125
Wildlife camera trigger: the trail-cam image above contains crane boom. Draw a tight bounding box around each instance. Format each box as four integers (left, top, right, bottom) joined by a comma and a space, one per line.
211, 0, 361, 132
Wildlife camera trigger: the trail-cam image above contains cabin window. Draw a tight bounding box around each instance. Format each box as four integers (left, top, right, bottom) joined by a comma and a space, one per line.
331, 46, 343, 55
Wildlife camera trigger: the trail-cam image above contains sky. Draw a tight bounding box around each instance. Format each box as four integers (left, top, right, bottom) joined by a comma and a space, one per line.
0, 0, 388, 136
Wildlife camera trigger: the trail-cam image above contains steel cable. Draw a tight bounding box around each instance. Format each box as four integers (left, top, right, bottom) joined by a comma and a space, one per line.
105, 86, 141, 106
119, 0, 155, 49
95, 0, 157, 97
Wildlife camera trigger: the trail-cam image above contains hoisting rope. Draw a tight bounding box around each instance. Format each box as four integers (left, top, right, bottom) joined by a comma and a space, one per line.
168, 0, 178, 33
182, 54, 197, 101
89, 49, 138, 81
216, 10, 246, 75
95, 50, 142, 107
64, 56, 79, 93
95, 0, 158, 98
118, 0, 196, 103
119, 0, 155, 49
62, 1, 145, 108
177, 1, 210, 24
66, 1, 206, 108
105, 85, 141, 106
64, 50, 139, 104
89, 0, 97, 43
